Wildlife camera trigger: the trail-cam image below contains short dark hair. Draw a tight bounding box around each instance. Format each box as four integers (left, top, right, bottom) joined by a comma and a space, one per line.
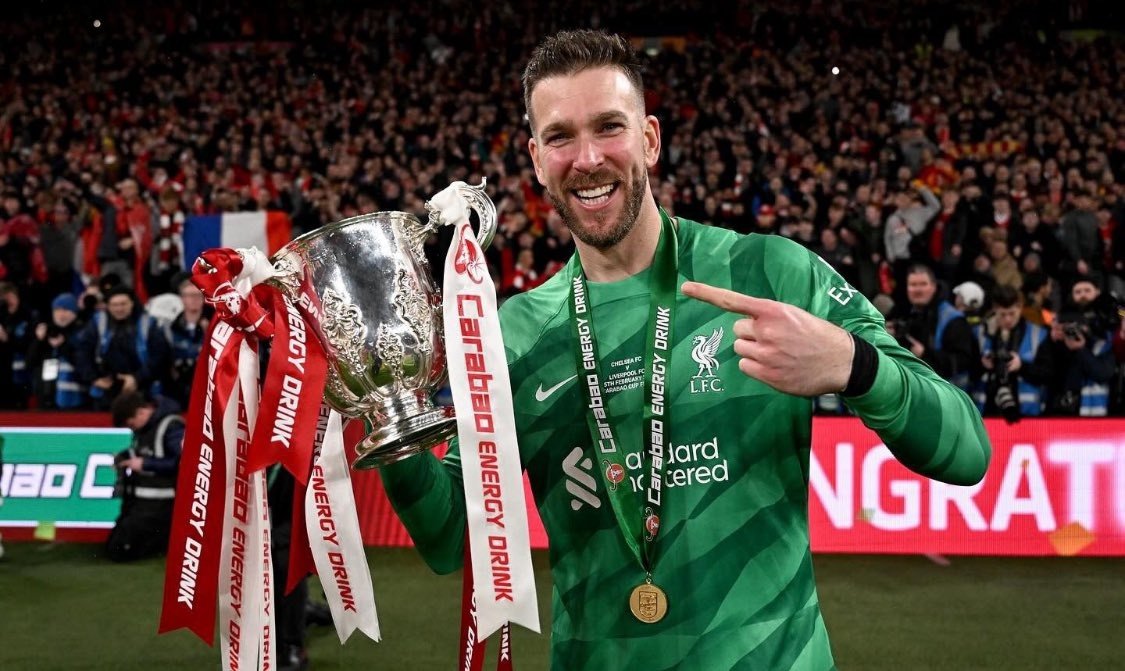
111, 392, 149, 428
522, 30, 645, 132
906, 264, 936, 283
992, 284, 1022, 309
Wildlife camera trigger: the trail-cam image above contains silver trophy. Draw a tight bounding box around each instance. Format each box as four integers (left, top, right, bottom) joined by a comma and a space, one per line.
270, 181, 496, 468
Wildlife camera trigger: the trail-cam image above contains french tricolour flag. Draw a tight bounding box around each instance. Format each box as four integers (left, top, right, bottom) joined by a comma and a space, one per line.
181, 211, 293, 270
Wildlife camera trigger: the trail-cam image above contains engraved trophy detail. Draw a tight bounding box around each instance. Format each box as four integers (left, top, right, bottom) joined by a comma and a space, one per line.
269, 181, 497, 467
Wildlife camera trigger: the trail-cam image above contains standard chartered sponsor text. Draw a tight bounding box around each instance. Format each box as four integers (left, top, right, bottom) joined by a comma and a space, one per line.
625, 436, 728, 490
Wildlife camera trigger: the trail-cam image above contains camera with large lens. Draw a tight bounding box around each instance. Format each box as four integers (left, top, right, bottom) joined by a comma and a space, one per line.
989, 341, 1021, 423
887, 315, 924, 350
1062, 320, 1085, 341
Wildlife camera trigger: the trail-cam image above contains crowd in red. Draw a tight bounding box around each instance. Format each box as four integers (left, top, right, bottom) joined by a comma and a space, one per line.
0, 0, 1122, 416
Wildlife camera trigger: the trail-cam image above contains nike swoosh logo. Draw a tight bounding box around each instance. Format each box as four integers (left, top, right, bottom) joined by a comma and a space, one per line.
535, 375, 578, 402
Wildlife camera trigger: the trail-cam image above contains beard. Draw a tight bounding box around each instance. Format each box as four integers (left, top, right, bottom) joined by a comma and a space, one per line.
546, 164, 647, 251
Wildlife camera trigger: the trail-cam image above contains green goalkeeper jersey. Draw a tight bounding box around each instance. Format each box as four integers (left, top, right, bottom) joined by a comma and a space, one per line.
382, 219, 990, 670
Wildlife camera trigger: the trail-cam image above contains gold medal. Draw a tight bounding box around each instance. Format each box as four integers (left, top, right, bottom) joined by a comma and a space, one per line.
629, 582, 668, 623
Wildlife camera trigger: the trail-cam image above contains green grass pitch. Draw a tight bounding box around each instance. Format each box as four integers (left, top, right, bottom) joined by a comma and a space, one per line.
1, 543, 1122, 670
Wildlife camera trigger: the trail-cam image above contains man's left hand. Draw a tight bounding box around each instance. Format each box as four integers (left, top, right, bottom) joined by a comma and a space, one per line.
682, 281, 853, 397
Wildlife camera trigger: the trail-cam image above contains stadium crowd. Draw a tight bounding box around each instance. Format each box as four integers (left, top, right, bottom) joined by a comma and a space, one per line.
0, 0, 1123, 420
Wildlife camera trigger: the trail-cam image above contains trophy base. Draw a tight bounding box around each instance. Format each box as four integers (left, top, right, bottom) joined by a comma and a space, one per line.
352, 406, 457, 469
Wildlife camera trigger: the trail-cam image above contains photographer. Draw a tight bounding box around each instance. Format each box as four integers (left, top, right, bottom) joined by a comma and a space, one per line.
27, 293, 87, 409
886, 265, 977, 392
978, 285, 1053, 422
1035, 280, 1118, 415
72, 285, 171, 410
105, 392, 184, 562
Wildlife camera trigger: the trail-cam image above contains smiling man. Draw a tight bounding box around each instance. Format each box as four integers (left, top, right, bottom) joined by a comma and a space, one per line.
381, 30, 991, 670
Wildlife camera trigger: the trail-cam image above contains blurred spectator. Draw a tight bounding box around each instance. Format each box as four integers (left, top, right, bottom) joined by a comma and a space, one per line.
815, 227, 859, 287
27, 293, 87, 409
105, 392, 183, 562
1, 192, 50, 312
39, 198, 83, 302
1058, 192, 1104, 289
884, 186, 941, 303
505, 247, 543, 296
73, 285, 170, 410
952, 281, 986, 329
149, 186, 189, 297
922, 189, 969, 282
1020, 272, 1056, 328
1010, 210, 1058, 278
0, 282, 37, 408
988, 233, 1023, 292
157, 274, 209, 410
886, 265, 976, 392
111, 179, 155, 303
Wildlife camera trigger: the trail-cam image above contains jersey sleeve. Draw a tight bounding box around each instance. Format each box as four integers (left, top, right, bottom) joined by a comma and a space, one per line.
379, 439, 467, 574
756, 234, 991, 486
377, 289, 549, 575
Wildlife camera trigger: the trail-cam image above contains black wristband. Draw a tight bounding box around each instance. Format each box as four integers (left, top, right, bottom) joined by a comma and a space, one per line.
841, 332, 879, 397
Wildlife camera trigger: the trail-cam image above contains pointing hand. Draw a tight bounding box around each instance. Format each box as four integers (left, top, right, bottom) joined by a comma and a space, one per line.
681, 281, 855, 397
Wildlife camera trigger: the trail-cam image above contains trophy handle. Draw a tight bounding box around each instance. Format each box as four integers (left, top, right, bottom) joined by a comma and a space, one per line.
424, 180, 498, 250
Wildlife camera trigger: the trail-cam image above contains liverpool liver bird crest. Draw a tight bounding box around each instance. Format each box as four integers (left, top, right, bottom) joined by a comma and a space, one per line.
691, 327, 723, 378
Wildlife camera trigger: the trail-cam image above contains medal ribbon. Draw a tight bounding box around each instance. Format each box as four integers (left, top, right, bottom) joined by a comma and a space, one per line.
567, 211, 678, 575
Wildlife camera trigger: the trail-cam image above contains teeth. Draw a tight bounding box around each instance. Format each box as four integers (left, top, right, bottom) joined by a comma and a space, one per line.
576, 184, 614, 199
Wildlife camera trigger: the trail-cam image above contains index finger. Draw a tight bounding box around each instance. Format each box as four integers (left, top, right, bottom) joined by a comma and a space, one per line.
681, 281, 771, 316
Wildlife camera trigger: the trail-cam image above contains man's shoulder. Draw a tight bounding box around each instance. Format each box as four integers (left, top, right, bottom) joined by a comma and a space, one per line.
499, 270, 572, 357
678, 218, 774, 262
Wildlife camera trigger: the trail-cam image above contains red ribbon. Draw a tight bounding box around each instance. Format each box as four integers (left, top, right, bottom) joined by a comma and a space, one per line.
159, 318, 242, 641
161, 247, 330, 645
247, 291, 328, 482
459, 539, 515, 671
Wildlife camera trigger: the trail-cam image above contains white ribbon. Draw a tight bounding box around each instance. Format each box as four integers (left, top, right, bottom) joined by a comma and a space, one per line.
440, 189, 540, 639
306, 406, 381, 643
218, 341, 275, 671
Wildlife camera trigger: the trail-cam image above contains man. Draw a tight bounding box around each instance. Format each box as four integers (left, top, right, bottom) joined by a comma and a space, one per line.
105, 392, 183, 562
0, 281, 36, 408
381, 31, 990, 670
952, 280, 985, 328
923, 188, 968, 281
883, 185, 940, 304
1057, 191, 1103, 289
887, 265, 977, 392
73, 285, 170, 410
976, 285, 1053, 421
27, 293, 87, 409
1035, 279, 1118, 416
158, 273, 209, 409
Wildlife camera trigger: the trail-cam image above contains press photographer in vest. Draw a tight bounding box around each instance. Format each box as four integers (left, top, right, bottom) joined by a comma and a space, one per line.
978, 285, 1054, 422
885, 264, 977, 391
105, 392, 184, 562
1035, 279, 1118, 416
27, 292, 87, 409
73, 285, 171, 410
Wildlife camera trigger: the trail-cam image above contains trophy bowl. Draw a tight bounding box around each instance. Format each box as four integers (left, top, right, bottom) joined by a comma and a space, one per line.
269, 182, 496, 468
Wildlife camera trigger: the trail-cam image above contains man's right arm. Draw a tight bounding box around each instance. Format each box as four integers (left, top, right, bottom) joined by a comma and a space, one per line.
379, 439, 467, 574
